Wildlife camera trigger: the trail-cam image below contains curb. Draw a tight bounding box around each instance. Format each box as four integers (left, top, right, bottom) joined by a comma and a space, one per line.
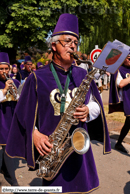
109, 131, 130, 144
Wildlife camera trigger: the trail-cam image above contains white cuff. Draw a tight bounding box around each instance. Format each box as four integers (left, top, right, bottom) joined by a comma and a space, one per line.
35, 126, 38, 130
0, 90, 6, 102
116, 71, 123, 86
86, 101, 100, 123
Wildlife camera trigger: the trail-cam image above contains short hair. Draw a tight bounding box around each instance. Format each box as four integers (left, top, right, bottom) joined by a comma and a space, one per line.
47, 35, 61, 51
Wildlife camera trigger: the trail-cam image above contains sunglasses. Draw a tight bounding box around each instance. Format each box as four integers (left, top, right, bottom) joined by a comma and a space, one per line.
127, 58, 130, 61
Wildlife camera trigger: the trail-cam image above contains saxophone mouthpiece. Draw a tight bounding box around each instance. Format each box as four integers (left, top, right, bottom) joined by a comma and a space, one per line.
70, 52, 79, 60
71, 52, 93, 66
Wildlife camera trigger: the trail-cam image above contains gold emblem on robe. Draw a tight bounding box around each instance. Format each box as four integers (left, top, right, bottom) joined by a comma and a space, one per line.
50, 88, 78, 116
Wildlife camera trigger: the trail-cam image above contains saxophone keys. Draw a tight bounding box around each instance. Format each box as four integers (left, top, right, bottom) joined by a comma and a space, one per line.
42, 166, 47, 172
70, 118, 79, 125
41, 160, 45, 164
36, 166, 47, 176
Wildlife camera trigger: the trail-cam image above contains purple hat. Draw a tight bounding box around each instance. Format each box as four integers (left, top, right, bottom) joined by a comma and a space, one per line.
0, 52, 10, 65
24, 56, 32, 63
37, 62, 43, 68
12, 64, 17, 68
52, 13, 79, 39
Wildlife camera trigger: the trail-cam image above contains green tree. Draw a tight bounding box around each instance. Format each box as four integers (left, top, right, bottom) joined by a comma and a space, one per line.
80, 0, 130, 53
1, 0, 130, 63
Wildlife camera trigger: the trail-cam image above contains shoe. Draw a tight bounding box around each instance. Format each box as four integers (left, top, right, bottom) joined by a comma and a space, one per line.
115, 143, 129, 153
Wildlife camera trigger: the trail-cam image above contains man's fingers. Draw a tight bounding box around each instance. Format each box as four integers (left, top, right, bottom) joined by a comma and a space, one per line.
37, 146, 48, 156
74, 110, 88, 118
76, 106, 87, 112
45, 140, 53, 148
79, 118, 87, 122
6, 80, 13, 84
37, 147, 44, 156
33, 130, 53, 156
73, 105, 89, 122
41, 143, 52, 153
40, 140, 53, 153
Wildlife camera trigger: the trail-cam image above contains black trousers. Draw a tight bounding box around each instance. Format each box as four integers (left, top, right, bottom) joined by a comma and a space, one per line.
117, 116, 130, 144
1, 146, 18, 185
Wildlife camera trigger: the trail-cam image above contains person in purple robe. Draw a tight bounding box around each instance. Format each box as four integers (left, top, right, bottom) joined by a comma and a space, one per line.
0, 52, 20, 186
19, 55, 32, 83
10, 64, 21, 82
6, 14, 111, 193
37, 62, 43, 69
109, 53, 130, 153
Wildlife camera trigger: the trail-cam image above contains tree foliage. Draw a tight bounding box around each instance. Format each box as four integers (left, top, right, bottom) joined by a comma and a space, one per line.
0, 0, 130, 61
80, 0, 130, 53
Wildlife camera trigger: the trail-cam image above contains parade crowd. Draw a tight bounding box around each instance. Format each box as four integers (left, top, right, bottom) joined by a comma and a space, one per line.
0, 13, 130, 194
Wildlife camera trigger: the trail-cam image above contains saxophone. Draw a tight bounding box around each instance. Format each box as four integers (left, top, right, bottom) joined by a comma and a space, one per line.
36, 58, 98, 181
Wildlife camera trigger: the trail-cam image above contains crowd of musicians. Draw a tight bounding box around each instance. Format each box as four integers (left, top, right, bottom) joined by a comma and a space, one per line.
0, 13, 130, 194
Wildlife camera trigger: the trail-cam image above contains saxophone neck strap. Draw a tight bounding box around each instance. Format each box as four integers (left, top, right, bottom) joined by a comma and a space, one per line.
50, 63, 72, 115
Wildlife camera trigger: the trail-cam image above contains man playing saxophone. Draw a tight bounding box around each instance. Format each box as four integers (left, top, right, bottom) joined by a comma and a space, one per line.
0, 52, 20, 186
6, 14, 111, 193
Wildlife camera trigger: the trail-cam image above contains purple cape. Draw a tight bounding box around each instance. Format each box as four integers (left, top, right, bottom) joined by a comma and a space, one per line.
19, 69, 30, 80
0, 79, 20, 145
6, 63, 111, 193
109, 65, 130, 115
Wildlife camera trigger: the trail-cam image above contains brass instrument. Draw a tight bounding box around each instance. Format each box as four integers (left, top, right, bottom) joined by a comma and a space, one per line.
71, 52, 93, 66
3, 73, 18, 100
36, 59, 101, 181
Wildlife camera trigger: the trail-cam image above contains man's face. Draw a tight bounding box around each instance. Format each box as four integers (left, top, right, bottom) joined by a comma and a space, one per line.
124, 56, 130, 67
0, 64, 10, 80
52, 34, 78, 65
24, 62, 32, 72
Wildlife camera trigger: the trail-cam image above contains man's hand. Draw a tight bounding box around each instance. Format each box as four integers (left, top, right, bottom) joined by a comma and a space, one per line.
3, 80, 13, 96
33, 129, 53, 156
73, 104, 89, 122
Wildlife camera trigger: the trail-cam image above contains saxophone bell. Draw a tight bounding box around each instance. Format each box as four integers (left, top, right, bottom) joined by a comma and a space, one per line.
71, 127, 90, 155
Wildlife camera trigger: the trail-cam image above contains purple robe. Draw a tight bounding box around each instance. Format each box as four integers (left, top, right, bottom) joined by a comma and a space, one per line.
19, 69, 30, 80
109, 65, 130, 115
10, 72, 21, 82
0, 79, 20, 145
6, 63, 111, 193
